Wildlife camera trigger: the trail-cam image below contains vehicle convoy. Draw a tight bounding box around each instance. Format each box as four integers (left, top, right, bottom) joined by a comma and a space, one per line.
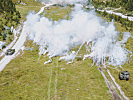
5, 49, 15, 55
119, 71, 130, 81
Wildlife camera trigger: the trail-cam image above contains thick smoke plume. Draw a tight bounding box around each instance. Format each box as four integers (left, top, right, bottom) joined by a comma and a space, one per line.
24, 3, 132, 66
41, 0, 88, 4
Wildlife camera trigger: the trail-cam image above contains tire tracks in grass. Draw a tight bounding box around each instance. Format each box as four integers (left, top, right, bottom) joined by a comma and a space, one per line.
47, 57, 59, 100
98, 66, 122, 100
54, 58, 59, 100
47, 64, 53, 100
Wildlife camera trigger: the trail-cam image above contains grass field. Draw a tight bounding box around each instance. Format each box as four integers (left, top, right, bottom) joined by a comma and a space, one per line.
14, 0, 43, 20
0, 40, 112, 100
44, 6, 71, 21
16, 5, 43, 20
0, 4, 112, 99
0, 1, 133, 99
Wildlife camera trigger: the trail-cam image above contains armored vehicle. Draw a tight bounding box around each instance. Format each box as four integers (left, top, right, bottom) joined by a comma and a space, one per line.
5, 49, 15, 55
2, 45, 6, 49
119, 71, 130, 81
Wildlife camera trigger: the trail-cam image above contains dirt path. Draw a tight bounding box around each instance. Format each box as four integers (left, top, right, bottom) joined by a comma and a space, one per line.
98, 65, 129, 100
97, 9, 133, 21
104, 65, 129, 100
98, 66, 122, 100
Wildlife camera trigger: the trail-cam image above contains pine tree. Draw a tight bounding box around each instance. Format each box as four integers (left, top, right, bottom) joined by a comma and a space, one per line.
0, 0, 21, 42
126, 0, 133, 11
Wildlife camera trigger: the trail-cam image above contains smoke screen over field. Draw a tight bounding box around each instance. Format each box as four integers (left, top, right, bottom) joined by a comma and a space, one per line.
24, 1, 132, 67
42, 0, 88, 4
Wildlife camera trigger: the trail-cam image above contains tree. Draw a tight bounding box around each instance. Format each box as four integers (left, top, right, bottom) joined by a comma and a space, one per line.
126, 0, 133, 11
0, 0, 21, 42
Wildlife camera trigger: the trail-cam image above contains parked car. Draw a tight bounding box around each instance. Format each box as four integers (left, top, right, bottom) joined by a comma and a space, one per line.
5, 49, 15, 55
119, 71, 130, 81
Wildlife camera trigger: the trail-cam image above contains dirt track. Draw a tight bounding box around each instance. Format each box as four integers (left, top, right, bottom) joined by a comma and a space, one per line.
98, 65, 129, 100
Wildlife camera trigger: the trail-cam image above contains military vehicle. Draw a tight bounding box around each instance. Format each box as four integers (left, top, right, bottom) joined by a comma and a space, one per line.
2, 45, 6, 49
0, 41, 6, 50
5, 49, 15, 55
119, 71, 130, 81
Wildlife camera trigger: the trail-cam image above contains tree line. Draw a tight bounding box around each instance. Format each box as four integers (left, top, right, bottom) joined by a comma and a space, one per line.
92, 0, 133, 32
92, 0, 133, 11
0, 0, 20, 43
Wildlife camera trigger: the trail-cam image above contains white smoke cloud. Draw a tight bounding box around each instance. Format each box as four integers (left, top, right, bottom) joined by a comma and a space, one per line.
42, 0, 88, 4
23, 4, 132, 66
